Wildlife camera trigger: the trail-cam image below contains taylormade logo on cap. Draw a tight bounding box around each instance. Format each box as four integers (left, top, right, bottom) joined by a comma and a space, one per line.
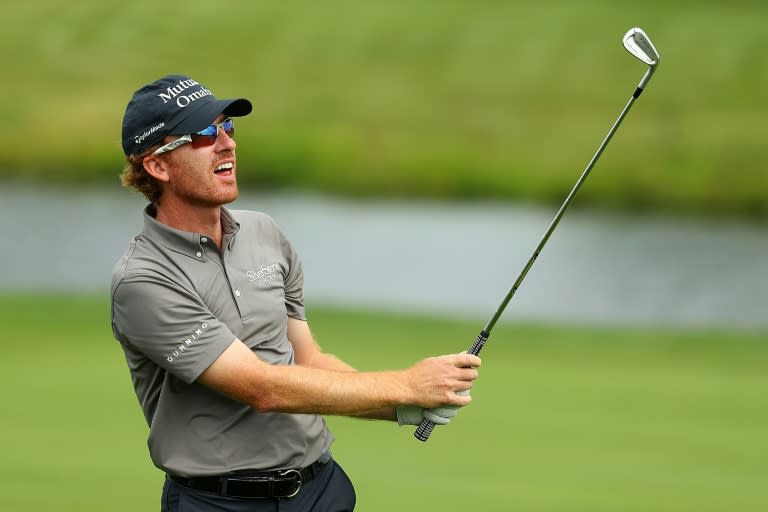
134, 122, 166, 146
121, 74, 253, 156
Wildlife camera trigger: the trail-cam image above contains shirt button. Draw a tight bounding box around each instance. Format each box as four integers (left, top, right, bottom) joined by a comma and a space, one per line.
201, 237, 208, 243
235, 290, 241, 297
196, 252, 202, 258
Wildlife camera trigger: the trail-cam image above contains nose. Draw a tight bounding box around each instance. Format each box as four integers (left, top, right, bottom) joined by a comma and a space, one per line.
215, 126, 236, 151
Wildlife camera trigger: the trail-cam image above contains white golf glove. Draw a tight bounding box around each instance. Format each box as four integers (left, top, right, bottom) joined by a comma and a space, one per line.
396, 390, 469, 426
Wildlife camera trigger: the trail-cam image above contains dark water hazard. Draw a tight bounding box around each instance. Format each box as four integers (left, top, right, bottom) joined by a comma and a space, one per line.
2, 183, 766, 329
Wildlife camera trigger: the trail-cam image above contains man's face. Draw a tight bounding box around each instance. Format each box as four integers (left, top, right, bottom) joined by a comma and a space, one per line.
157, 114, 239, 208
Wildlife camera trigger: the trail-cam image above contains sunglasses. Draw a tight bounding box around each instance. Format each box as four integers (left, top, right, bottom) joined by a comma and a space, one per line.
153, 118, 235, 155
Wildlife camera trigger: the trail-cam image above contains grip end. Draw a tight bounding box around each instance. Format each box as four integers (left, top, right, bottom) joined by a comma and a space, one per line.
414, 419, 436, 442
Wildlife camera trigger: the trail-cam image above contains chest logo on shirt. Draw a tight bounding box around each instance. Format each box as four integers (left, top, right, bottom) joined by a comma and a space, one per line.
247, 262, 281, 287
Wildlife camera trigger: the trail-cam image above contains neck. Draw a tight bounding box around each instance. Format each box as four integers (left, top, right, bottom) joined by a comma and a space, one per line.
154, 199, 225, 249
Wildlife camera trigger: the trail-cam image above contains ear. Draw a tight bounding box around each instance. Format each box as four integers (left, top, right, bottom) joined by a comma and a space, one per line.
142, 154, 171, 183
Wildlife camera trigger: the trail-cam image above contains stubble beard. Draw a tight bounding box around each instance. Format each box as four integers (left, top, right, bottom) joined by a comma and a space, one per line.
166, 151, 240, 208
179, 179, 239, 208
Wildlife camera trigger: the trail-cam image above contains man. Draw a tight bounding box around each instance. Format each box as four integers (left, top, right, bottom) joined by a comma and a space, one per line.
111, 74, 481, 511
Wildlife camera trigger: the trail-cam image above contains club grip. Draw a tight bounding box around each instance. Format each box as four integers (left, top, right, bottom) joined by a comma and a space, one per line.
413, 330, 489, 442
413, 417, 436, 441
467, 330, 489, 356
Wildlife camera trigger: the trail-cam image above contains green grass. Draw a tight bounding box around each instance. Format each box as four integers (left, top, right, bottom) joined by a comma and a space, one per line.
0, 294, 765, 511
1, 0, 767, 216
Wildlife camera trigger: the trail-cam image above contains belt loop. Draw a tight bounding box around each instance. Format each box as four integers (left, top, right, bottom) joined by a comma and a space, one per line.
219, 476, 228, 496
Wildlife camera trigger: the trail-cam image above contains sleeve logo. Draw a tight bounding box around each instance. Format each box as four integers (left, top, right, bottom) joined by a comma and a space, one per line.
166, 322, 209, 363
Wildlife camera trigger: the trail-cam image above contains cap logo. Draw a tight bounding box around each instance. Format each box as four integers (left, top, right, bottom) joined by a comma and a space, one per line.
134, 122, 166, 145
157, 78, 213, 108
123, 74, 251, 155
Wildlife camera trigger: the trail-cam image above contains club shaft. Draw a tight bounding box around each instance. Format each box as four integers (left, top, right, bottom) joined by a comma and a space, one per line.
414, 78, 651, 443
483, 91, 639, 335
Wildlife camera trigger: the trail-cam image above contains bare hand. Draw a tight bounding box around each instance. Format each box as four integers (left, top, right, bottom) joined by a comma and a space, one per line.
403, 352, 480, 409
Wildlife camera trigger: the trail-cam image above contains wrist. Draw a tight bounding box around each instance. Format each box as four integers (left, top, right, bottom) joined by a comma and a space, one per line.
391, 369, 416, 406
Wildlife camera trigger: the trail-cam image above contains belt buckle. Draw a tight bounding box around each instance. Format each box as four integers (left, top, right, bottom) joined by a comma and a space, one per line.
277, 469, 303, 498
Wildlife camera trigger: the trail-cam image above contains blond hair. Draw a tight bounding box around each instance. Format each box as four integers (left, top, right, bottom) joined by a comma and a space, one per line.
120, 145, 163, 204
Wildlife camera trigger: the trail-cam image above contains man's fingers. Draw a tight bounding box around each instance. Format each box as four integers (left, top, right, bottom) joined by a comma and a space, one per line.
423, 409, 453, 425
452, 388, 472, 406
454, 352, 481, 368
405, 352, 480, 409
423, 405, 459, 424
426, 388, 471, 425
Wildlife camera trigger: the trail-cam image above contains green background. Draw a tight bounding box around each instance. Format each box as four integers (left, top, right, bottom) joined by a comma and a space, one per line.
1, 0, 766, 216
1, 1, 766, 510
1, 296, 766, 511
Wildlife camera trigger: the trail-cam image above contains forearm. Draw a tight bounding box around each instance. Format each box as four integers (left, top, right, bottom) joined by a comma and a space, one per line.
258, 364, 411, 415
200, 339, 478, 417
350, 407, 398, 421
299, 350, 357, 373
297, 348, 397, 420
200, 339, 412, 415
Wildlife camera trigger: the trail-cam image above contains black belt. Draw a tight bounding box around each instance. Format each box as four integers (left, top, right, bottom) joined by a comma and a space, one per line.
168, 455, 331, 499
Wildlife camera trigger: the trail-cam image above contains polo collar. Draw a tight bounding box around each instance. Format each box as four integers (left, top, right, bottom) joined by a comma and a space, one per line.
142, 204, 241, 259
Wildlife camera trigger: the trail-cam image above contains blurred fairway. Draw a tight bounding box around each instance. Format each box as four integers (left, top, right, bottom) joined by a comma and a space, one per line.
1, 294, 765, 511
2, 0, 767, 216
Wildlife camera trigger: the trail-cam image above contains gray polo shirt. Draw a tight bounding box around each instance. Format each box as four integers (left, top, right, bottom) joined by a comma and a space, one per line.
111, 205, 333, 477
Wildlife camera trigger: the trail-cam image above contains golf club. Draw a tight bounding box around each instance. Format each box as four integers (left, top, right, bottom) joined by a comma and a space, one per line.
415, 27, 661, 442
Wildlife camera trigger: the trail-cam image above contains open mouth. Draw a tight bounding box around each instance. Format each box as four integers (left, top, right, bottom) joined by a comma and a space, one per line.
214, 162, 234, 176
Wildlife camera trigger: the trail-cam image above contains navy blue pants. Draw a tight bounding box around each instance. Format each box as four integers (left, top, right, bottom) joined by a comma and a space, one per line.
161, 460, 356, 511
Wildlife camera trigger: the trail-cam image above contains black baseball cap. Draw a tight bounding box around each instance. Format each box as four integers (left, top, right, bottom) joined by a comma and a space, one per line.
121, 74, 252, 156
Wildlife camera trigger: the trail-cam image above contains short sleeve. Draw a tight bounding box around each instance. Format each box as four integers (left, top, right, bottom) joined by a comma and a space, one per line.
277, 226, 306, 321
112, 273, 237, 383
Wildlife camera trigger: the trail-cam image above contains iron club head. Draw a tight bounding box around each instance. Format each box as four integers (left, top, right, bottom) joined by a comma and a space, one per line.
623, 27, 660, 66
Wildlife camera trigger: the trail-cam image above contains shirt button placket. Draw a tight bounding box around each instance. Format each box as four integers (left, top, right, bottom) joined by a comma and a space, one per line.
197, 236, 207, 259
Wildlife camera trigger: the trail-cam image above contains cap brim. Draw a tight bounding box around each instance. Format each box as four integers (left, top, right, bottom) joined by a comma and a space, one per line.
169, 98, 253, 135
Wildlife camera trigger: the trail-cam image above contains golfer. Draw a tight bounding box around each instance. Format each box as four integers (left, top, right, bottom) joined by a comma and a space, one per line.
111, 74, 480, 511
